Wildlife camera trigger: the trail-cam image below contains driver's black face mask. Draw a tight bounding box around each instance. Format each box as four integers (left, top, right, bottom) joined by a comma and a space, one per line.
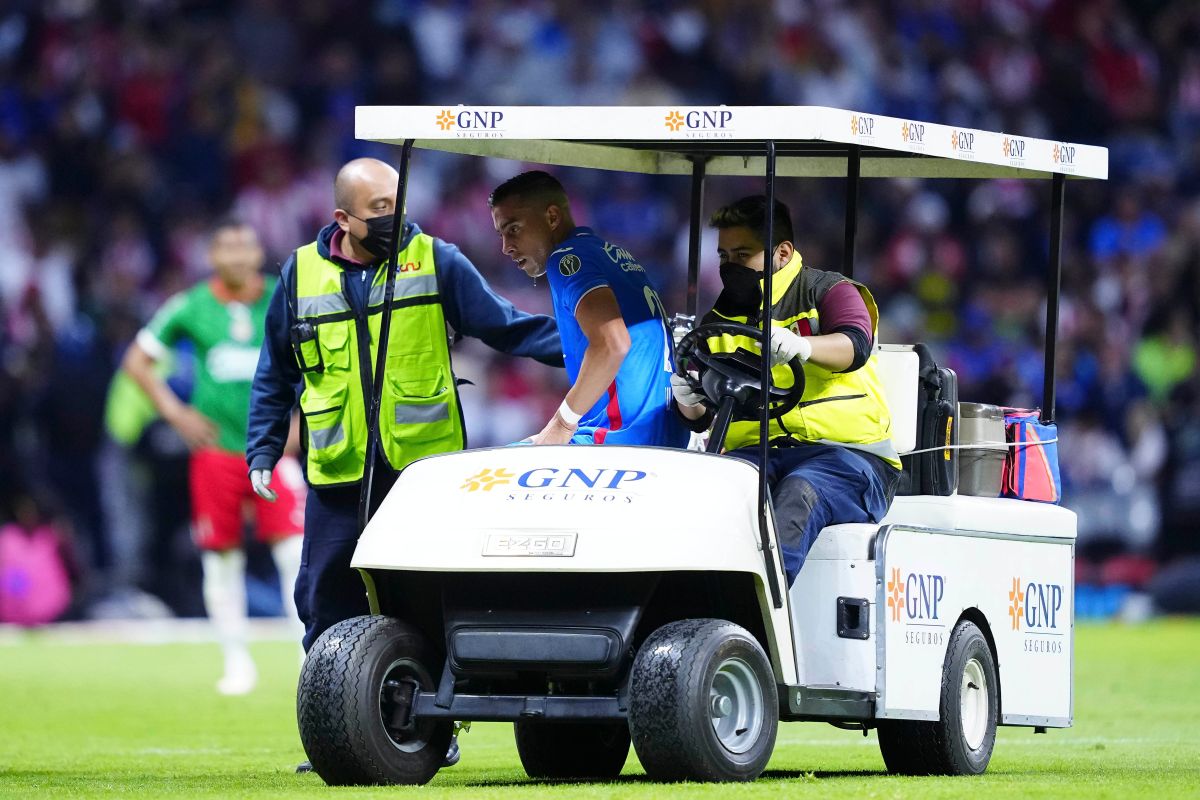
713, 261, 764, 317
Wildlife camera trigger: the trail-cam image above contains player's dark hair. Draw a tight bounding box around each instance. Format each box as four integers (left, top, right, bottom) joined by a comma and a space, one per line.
488, 170, 569, 210
210, 216, 251, 240
709, 195, 794, 250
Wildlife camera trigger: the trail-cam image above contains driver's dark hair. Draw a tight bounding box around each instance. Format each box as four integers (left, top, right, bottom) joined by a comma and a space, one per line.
709, 195, 794, 250
488, 170, 569, 210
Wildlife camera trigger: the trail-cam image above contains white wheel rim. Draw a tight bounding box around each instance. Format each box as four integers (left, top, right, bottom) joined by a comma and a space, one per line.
959, 657, 989, 751
709, 655, 764, 755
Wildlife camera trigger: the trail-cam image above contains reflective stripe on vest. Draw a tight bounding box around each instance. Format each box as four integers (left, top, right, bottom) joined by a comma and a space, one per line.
291, 235, 464, 486
706, 254, 899, 468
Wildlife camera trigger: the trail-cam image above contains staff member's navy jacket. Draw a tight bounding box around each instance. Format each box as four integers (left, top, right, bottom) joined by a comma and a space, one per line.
247, 221, 563, 652
247, 221, 563, 474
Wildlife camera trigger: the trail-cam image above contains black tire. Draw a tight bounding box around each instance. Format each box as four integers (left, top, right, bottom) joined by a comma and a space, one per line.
628, 618, 778, 782
878, 620, 998, 776
514, 720, 631, 780
297, 615, 453, 786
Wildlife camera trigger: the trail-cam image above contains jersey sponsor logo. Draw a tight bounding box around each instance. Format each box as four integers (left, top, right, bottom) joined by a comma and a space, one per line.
435, 108, 505, 138
206, 343, 261, 383
559, 254, 582, 276
887, 566, 947, 646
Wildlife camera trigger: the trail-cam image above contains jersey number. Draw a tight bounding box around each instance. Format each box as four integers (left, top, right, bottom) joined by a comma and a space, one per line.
643, 286, 673, 372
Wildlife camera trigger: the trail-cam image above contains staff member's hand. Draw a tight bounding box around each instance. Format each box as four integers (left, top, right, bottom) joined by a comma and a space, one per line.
768, 327, 812, 367
250, 468, 278, 502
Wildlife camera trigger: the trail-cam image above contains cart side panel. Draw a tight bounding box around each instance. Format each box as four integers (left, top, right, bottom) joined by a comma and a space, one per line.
877, 527, 1073, 725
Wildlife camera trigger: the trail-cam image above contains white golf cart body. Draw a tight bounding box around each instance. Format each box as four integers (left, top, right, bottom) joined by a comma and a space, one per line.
324, 106, 1104, 782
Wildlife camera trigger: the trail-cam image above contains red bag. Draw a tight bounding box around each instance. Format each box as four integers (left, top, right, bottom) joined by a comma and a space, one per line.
1001, 410, 1061, 504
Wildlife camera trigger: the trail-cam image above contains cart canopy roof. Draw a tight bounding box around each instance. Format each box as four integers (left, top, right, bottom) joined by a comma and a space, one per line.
355, 105, 1107, 181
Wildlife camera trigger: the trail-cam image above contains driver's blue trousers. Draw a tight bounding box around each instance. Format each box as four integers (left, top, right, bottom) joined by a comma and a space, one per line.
729, 443, 900, 585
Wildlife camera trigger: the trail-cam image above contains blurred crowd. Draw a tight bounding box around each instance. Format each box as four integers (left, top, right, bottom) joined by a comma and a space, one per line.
1, 0, 1199, 622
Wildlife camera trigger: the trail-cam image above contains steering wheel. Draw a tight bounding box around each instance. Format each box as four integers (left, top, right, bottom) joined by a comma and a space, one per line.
675, 321, 806, 422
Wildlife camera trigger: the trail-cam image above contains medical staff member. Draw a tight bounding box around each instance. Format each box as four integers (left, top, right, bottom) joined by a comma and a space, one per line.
671, 195, 901, 584
488, 170, 689, 449
123, 219, 304, 696
246, 158, 562, 653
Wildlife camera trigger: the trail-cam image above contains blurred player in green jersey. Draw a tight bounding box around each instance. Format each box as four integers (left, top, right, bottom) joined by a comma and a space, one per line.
123, 219, 304, 695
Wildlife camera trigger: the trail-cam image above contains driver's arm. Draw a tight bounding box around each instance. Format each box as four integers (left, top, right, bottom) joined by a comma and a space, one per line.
802, 332, 854, 372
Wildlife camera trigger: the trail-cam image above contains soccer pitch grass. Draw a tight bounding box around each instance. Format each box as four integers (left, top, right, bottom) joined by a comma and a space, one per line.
2, 621, 1198, 798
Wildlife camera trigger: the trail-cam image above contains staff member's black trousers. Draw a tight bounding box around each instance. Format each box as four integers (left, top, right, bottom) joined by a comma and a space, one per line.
294, 463, 396, 652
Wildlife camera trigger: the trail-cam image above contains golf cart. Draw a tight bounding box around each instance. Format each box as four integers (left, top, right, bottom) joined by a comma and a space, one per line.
296, 106, 1106, 785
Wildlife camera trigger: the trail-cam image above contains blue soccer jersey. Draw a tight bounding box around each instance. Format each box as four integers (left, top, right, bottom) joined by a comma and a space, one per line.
545, 227, 689, 448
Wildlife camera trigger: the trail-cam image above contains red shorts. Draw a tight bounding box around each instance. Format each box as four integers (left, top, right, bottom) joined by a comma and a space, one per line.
190, 449, 305, 551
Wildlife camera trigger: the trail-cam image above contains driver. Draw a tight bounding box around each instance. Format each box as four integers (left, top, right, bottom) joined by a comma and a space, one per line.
672, 195, 900, 584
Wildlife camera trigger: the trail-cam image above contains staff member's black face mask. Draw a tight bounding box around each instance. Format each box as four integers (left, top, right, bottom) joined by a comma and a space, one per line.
713, 261, 764, 316
348, 213, 395, 260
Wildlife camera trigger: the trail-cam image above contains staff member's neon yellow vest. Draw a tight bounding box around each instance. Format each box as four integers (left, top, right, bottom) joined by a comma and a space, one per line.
292, 234, 464, 487
704, 254, 899, 469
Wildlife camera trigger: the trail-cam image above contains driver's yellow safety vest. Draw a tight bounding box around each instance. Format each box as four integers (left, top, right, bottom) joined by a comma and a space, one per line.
291, 235, 464, 487
703, 254, 899, 469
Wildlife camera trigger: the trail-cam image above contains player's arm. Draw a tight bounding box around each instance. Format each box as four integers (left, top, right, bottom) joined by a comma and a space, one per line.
121, 332, 217, 450
531, 287, 630, 445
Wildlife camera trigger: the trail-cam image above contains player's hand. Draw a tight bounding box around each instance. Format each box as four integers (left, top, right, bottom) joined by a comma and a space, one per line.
670, 372, 705, 408
528, 412, 577, 446
168, 406, 218, 450
768, 327, 812, 367
250, 468, 278, 502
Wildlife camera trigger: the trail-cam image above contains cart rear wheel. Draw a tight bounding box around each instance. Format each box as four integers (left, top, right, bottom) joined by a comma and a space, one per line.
628, 618, 778, 782
878, 620, 998, 775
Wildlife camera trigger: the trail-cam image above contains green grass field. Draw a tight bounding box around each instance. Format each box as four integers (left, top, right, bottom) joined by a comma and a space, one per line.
2, 620, 1198, 799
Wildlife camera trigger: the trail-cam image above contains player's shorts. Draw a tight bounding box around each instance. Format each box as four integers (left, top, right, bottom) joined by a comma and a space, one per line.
190, 448, 305, 551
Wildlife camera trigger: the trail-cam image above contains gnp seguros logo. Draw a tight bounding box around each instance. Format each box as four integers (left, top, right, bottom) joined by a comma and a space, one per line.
665, 109, 734, 138
1052, 142, 1077, 170
1008, 576, 1065, 653
1003, 136, 1026, 162
850, 113, 876, 139
900, 120, 925, 146
435, 108, 505, 138
887, 566, 946, 646
462, 466, 649, 504
950, 129, 976, 156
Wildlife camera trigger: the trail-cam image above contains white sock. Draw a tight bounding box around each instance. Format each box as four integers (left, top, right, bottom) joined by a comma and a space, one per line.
201, 549, 255, 691
270, 535, 305, 652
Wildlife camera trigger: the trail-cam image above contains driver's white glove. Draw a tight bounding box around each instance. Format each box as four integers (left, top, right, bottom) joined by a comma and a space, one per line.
768, 327, 813, 367
670, 372, 705, 408
250, 468, 278, 502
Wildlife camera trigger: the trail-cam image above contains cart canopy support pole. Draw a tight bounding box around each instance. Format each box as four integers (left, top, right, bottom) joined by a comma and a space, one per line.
686, 156, 708, 321
843, 145, 861, 279
759, 140, 784, 610
359, 138, 415, 532
1042, 173, 1065, 425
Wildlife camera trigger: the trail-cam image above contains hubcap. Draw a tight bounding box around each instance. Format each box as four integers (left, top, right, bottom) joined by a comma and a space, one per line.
959, 657, 990, 751
379, 657, 433, 753
709, 655, 763, 755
